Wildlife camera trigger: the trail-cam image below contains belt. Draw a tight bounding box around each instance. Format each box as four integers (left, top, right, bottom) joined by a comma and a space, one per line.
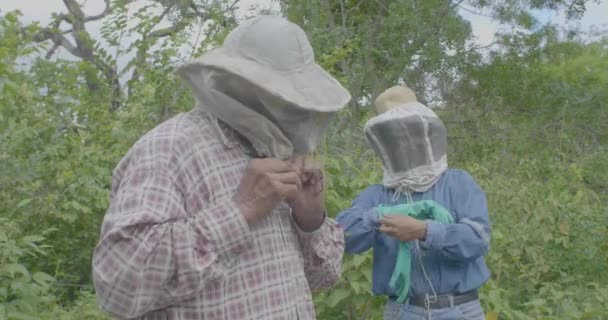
394, 290, 479, 309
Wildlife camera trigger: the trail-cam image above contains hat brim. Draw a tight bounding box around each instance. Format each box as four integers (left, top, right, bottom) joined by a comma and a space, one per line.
176, 48, 351, 113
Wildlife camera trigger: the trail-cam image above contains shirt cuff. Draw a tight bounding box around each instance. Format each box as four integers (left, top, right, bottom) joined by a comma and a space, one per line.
419, 220, 446, 250
295, 216, 345, 253
197, 199, 252, 255
294, 210, 327, 234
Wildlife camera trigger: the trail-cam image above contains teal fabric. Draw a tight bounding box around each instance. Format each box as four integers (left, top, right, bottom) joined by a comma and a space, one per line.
336, 170, 492, 298
377, 200, 454, 303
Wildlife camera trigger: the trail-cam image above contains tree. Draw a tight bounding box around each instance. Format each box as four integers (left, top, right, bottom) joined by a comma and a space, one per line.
2, 2, 607, 319
26, 0, 240, 111
278, 0, 600, 125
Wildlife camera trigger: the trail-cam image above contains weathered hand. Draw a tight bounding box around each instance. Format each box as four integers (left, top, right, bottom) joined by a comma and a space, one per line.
289, 156, 326, 231
233, 158, 302, 226
379, 215, 427, 241
299, 168, 325, 198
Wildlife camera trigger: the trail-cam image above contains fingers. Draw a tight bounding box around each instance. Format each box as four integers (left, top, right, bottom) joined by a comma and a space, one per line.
313, 181, 324, 195
268, 171, 302, 202
270, 171, 303, 190
291, 154, 307, 170
313, 173, 324, 194
380, 214, 413, 225
378, 224, 397, 238
275, 182, 299, 201
300, 171, 312, 184
301, 170, 324, 196
238, 158, 306, 225
248, 157, 325, 202
302, 169, 323, 186
378, 216, 401, 235
292, 154, 320, 171
378, 224, 392, 233
308, 169, 323, 182
251, 158, 300, 174
379, 216, 396, 226
290, 164, 302, 176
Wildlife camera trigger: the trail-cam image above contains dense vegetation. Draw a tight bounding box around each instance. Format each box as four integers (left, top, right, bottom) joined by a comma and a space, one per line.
1, 0, 606, 319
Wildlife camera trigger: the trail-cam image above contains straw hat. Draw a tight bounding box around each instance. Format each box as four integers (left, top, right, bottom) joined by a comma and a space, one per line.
176, 15, 351, 113
374, 85, 418, 114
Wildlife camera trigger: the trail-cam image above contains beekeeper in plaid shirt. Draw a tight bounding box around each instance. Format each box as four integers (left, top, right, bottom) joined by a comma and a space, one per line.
92, 16, 350, 320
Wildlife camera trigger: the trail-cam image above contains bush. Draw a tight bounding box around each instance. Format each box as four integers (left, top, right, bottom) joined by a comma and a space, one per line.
0, 219, 56, 319
1, 8, 607, 320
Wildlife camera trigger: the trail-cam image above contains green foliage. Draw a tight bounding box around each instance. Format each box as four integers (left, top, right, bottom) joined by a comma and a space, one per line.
0, 219, 56, 319
313, 28, 608, 319
280, 0, 478, 117
1, 1, 607, 319
434, 33, 608, 319
315, 152, 386, 320
42, 292, 108, 320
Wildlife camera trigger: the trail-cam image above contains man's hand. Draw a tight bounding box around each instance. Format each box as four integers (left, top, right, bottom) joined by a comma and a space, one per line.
289, 156, 326, 232
233, 158, 302, 225
379, 215, 427, 241
294, 169, 325, 200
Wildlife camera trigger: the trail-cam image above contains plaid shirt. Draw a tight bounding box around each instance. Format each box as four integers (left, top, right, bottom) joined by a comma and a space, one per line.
92, 107, 345, 320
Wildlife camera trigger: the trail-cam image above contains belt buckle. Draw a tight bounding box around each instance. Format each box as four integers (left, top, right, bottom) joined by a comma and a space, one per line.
426, 294, 453, 309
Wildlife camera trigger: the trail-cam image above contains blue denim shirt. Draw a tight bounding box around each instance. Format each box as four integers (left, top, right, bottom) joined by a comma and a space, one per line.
336, 169, 491, 297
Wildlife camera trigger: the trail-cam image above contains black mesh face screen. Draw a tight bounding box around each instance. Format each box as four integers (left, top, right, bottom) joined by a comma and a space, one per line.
368, 115, 431, 172
426, 116, 448, 161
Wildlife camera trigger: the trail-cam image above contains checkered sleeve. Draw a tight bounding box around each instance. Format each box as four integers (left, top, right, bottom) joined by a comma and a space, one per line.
92, 136, 252, 319
295, 217, 345, 290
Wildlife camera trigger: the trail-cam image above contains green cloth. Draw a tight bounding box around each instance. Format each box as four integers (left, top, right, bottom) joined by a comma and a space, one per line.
377, 200, 454, 303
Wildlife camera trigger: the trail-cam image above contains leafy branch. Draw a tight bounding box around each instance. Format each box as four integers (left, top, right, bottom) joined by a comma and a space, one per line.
25, 0, 240, 111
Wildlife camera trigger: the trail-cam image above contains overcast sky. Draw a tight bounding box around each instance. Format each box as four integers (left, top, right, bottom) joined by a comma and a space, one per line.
2, 0, 606, 65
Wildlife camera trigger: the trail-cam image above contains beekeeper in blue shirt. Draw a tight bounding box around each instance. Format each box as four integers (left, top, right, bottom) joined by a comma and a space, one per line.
336, 85, 491, 320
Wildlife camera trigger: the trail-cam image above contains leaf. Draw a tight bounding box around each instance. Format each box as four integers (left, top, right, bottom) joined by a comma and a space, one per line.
32, 272, 55, 286
492, 229, 504, 241
485, 311, 499, 320
0, 229, 8, 242
523, 298, 547, 307
351, 254, 367, 268
20, 235, 44, 244
3, 263, 30, 279
362, 268, 373, 284
6, 311, 40, 320
350, 280, 362, 294
16, 198, 33, 208
559, 222, 570, 235
326, 288, 350, 308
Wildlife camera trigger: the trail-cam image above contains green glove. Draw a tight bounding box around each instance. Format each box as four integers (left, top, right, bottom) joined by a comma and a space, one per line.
377, 200, 454, 303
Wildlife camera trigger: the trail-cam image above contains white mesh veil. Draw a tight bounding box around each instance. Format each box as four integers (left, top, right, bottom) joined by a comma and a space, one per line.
364, 102, 448, 193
